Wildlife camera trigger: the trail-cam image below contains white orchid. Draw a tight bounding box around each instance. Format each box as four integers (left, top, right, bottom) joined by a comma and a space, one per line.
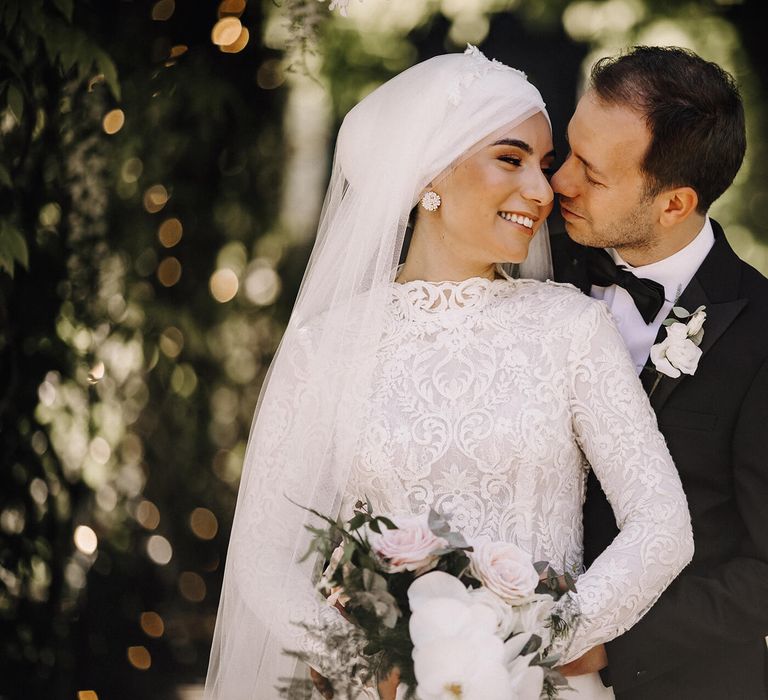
413, 634, 513, 700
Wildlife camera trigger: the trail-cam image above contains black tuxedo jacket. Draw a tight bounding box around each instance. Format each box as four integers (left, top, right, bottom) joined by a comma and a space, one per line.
552, 220, 768, 700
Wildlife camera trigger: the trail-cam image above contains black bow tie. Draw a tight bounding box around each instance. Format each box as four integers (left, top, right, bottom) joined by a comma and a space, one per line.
585, 247, 666, 324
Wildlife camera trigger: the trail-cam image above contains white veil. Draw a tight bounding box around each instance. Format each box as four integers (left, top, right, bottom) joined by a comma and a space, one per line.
205, 46, 551, 699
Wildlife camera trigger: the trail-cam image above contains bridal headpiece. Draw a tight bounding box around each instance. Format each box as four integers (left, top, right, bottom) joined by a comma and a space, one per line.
205, 47, 552, 699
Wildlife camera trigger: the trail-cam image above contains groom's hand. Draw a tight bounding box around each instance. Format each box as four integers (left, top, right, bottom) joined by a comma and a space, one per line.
558, 644, 608, 676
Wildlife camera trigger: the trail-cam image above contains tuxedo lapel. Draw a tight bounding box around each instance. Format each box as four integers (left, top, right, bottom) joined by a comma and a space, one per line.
643, 222, 748, 411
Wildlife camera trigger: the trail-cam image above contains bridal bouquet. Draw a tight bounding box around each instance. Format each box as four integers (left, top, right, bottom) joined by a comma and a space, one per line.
280, 500, 577, 700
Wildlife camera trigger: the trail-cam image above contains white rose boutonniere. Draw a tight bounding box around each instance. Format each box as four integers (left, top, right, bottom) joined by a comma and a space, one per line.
648, 305, 707, 392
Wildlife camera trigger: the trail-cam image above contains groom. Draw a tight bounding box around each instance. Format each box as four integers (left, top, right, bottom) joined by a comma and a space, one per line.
551, 47, 768, 699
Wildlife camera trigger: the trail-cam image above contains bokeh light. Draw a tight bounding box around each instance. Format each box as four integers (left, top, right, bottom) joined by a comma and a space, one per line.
159, 326, 184, 358
158, 217, 183, 247
146, 535, 173, 565
73, 525, 98, 555
256, 59, 285, 90
209, 268, 239, 302
151, 0, 174, 21
140, 611, 165, 638
211, 17, 242, 47
178, 571, 206, 602
88, 361, 105, 384
220, 27, 250, 54
77, 692, 99, 700
135, 500, 161, 530
170, 44, 188, 58
102, 109, 125, 135
143, 184, 169, 213
127, 645, 152, 670
218, 0, 246, 17
157, 257, 182, 287
189, 507, 218, 540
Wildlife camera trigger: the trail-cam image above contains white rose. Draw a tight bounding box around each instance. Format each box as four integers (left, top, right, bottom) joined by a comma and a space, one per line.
650, 323, 702, 378
468, 541, 539, 605
686, 309, 706, 336
369, 513, 448, 574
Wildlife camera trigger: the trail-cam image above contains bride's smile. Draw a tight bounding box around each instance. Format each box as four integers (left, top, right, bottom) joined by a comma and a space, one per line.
398, 111, 556, 284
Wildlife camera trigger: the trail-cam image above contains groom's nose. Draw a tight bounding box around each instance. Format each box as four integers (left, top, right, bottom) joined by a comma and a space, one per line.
550, 154, 575, 197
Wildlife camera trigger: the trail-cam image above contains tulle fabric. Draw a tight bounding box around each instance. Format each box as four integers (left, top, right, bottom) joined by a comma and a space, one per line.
205, 47, 551, 699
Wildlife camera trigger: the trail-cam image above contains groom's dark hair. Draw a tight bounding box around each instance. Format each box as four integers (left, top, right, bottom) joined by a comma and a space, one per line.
590, 46, 745, 214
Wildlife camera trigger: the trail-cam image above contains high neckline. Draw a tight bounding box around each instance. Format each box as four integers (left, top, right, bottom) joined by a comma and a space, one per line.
391, 275, 518, 313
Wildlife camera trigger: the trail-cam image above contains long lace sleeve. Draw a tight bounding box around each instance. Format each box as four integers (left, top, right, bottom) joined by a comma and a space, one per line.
559, 300, 694, 662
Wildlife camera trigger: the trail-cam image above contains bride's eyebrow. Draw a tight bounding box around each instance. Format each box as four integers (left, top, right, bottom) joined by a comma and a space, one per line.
492, 138, 556, 160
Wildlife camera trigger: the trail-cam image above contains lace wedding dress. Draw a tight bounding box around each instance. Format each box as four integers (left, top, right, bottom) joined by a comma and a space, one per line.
327, 276, 691, 699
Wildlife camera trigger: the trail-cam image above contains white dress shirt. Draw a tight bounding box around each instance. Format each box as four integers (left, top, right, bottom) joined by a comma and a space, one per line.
590, 218, 715, 374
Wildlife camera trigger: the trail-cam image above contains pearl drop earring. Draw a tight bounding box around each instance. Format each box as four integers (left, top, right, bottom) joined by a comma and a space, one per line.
420, 191, 441, 212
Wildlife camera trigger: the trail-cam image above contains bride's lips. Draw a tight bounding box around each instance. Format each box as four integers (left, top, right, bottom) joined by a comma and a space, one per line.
497, 212, 536, 237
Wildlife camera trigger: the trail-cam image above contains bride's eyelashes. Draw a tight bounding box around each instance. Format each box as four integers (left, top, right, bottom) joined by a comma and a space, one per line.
498, 154, 522, 167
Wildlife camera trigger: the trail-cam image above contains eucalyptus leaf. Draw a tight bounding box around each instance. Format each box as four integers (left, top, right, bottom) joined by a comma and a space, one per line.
662, 318, 677, 326
672, 306, 690, 318
520, 633, 542, 655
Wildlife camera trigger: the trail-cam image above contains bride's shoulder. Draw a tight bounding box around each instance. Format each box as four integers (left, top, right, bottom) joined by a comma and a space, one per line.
498, 278, 600, 313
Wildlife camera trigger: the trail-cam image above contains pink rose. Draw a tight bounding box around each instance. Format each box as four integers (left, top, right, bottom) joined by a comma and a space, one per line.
369, 513, 448, 574
468, 541, 538, 604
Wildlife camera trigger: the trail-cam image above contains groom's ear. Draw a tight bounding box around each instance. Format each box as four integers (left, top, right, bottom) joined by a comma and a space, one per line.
658, 186, 699, 228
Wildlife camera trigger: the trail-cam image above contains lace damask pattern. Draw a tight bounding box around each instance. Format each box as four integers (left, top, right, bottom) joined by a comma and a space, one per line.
234, 277, 692, 680
342, 278, 693, 661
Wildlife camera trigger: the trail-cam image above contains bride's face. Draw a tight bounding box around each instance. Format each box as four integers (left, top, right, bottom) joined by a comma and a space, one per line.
430, 112, 555, 266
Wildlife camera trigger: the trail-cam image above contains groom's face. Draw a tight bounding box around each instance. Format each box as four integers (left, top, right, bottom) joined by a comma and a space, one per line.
551, 91, 657, 255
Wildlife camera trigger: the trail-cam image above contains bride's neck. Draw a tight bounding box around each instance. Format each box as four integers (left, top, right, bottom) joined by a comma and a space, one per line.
396, 224, 497, 284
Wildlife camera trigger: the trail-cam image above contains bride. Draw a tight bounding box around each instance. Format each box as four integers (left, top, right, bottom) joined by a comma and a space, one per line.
204, 47, 693, 700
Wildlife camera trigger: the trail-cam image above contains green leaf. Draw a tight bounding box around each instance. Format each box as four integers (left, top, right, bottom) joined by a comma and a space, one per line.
662, 318, 677, 326
347, 513, 367, 532
7, 84, 23, 121
376, 516, 397, 531
672, 306, 689, 318
0, 223, 29, 276
520, 633, 542, 655
51, 0, 73, 22
94, 48, 121, 101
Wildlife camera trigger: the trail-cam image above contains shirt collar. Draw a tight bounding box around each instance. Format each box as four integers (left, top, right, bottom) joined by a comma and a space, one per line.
607, 217, 715, 303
